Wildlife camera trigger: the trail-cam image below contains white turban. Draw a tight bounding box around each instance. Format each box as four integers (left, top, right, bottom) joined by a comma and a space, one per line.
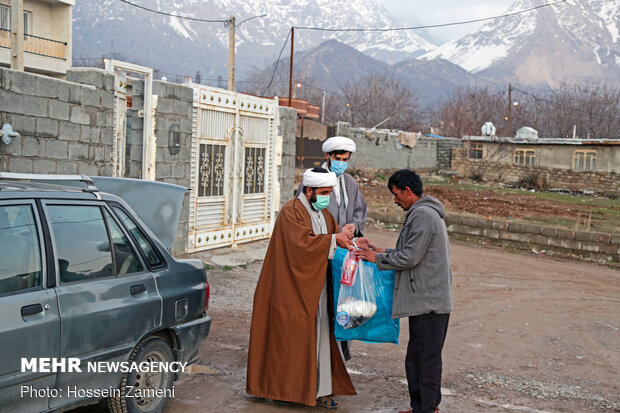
303, 169, 337, 188
322, 136, 356, 154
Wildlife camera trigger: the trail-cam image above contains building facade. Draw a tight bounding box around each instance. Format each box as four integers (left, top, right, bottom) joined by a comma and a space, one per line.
0, 0, 73, 77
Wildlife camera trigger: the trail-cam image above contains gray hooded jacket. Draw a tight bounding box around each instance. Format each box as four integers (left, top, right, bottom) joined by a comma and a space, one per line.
375, 195, 453, 318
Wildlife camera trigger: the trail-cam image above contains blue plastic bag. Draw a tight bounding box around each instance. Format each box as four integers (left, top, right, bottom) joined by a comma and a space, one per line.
331, 247, 400, 344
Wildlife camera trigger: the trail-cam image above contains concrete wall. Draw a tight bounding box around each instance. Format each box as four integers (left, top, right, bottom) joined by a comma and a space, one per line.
445, 213, 620, 264
1, 66, 295, 255
1, 67, 115, 175
334, 121, 439, 171
452, 150, 620, 194
278, 106, 297, 209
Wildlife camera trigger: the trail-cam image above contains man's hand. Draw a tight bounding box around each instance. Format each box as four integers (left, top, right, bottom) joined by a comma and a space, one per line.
335, 232, 354, 250
341, 223, 355, 239
355, 237, 386, 253
355, 249, 377, 263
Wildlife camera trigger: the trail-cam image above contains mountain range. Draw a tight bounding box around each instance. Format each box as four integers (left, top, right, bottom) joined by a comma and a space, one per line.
73, 0, 620, 104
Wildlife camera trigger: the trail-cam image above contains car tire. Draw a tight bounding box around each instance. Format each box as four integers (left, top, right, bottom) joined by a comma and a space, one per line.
108, 336, 175, 413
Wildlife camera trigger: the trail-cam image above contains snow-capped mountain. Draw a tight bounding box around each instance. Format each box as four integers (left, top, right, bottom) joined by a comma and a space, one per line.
422, 0, 620, 87
73, 0, 436, 78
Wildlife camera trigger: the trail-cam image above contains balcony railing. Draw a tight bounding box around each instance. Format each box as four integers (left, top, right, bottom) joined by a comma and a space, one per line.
0, 28, 67, 60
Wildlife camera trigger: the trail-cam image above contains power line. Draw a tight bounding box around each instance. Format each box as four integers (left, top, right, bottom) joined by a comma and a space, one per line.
260, 28, 292, 97
118, 0, 227, 23
294, 0, 567, 32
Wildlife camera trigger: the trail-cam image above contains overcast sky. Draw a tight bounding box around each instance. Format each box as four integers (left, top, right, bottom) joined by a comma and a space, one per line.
379, 0, 515, 43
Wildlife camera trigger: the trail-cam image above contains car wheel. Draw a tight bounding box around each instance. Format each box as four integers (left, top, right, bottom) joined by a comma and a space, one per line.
108, 336, 174, 413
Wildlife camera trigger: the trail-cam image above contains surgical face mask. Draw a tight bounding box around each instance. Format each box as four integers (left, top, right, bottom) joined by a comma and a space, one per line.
312, 194, 330, 210
330, 160, 348, 176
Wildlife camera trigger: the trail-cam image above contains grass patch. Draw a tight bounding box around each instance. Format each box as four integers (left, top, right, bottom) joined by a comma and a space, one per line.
205, 264, 213, 271
222, 266, 234, 271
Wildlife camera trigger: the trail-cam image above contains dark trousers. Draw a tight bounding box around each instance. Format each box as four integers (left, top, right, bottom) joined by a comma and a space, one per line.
406, 312, 450, 413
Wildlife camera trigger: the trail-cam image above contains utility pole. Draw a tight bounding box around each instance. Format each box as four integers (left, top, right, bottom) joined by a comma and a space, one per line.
227, 15, 235, 91
321, 90, 326, 124
10, 0, 24, 71
288, 27, 294, 107
507, 83, 513, 136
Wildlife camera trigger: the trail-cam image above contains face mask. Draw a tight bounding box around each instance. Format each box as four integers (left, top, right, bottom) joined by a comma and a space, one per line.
330, 160, 348, 176
312, 194, 330, 210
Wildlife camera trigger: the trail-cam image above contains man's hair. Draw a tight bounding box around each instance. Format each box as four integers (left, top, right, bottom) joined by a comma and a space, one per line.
302, 167, 328, 193
327, 149, 351, 156
387, 169, 423, 196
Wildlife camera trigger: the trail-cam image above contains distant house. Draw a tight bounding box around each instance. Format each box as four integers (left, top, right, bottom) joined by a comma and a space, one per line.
0, 0, 73, 77
463, 130, 620, 173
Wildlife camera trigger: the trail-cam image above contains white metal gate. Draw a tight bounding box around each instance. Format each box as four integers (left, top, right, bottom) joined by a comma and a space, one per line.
188, 86, 279, 252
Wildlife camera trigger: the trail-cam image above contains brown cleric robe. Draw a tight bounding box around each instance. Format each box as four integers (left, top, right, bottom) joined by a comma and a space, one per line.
246, 195, 356, 406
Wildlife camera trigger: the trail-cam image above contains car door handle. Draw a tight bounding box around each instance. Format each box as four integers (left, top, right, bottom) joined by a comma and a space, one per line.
130, 284, 147, 295
21, 304, 43, 317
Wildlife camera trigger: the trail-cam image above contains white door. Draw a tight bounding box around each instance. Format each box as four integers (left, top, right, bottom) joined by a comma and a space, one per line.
188, 86, 279, 252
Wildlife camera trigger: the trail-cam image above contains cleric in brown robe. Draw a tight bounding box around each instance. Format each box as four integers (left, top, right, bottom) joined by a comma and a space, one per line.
246, 167, 357, 408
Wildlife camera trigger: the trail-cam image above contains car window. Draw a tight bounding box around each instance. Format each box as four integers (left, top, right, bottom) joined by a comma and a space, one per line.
0, 205, 42, 294
48, 205, 114, 283
113, 207, 164, 267
103, 209, 145, 275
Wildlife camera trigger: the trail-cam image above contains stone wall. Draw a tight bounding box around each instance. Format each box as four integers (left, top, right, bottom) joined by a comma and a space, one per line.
445, 213, 620, 264
436, 138, 462, 169
1, 67, 115, 175
452, 150, 620, 194
367, 209, 619, 264
278, 106, 297, 209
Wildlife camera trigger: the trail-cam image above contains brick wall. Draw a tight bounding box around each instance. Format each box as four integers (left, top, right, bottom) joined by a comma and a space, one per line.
452, 150, 620, 194
1, 67, 115, 175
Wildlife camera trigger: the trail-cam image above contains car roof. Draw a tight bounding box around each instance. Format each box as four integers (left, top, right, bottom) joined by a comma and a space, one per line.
0, 180, 101, 200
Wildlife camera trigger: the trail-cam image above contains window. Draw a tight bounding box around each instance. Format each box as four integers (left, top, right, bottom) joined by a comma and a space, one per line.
573, 150, 596, 171
104, 210, 144, 275
0, 5, 9, 31
48, 205, 114, 283
0, 6, 31, 35
0, 205, 42, 294
469, 143, 483, 159
113, 207, 164, 267
23, 10, 30, 35
514, 149, 536, 165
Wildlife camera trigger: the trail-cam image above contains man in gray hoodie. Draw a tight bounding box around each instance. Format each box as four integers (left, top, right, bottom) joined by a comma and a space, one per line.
356, 169, 452, 413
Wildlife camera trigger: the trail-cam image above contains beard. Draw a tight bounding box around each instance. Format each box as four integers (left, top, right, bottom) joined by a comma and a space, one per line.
310, 190, 317, 205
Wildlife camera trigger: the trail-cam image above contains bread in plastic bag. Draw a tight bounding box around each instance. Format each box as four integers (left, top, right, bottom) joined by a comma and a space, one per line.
336, 250, 377, 329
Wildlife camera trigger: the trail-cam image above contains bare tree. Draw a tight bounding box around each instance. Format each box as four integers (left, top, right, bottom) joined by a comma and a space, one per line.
435, 86, 508, 138
336, 73, 419, 130
435, 83, 620, 139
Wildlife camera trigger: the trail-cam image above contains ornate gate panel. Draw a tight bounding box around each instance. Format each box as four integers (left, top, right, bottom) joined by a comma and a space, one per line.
188, 86, 279, 252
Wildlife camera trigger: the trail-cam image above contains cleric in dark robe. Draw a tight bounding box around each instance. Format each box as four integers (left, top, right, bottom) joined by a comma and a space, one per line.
246, 168, 357, 408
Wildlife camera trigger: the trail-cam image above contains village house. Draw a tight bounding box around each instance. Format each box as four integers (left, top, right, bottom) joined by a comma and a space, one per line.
453, 126, 620, 194
463, 126, 620, 173
0, 0, 73, 77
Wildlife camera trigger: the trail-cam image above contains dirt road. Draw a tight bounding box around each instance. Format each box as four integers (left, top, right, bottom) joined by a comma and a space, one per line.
73, 227, 619, 413
160, 228, 619, 413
